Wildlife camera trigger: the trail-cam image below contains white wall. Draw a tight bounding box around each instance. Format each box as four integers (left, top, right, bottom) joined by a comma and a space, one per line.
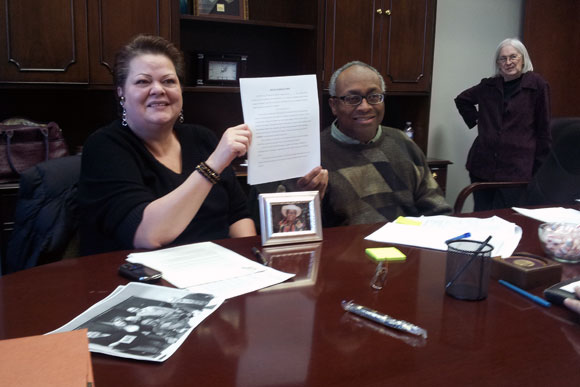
428, 0, 524, 212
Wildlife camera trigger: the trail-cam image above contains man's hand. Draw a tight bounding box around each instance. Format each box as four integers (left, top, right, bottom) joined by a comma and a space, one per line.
297, 166, 328, 198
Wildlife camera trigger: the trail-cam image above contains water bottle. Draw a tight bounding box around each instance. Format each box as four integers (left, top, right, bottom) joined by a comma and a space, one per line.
404, 121, 414, 140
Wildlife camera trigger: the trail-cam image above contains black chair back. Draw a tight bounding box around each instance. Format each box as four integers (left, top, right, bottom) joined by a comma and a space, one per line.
526, 117, 580, 205
5, 155, 81, 273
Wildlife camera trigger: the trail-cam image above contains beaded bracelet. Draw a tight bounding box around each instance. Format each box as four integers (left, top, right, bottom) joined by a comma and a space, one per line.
196, 161, 220, 184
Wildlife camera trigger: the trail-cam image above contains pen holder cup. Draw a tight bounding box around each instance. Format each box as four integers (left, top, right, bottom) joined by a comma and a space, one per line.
445, 240, 494, 301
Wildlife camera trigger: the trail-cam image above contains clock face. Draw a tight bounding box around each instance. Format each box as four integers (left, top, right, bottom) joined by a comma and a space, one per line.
207, 61, 238, 81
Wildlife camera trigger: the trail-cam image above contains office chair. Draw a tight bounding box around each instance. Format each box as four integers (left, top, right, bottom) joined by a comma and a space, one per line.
525, 117, 580, 205
5, 155, 81, 273
453, 117, 580, 214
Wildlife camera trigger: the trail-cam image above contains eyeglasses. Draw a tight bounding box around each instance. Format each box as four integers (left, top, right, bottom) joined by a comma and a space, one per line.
497, 54, 520, 64
331, 93, 385, 106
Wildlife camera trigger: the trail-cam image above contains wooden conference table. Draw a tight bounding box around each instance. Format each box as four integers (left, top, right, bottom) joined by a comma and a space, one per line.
1, 207, 579, 386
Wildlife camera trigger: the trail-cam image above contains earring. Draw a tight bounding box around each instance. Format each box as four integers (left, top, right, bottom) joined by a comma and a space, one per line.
120, 96, 128, 127
179, 110, 184, 124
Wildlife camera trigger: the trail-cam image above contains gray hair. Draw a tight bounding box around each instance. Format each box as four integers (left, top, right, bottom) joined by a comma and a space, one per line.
328, 61, 386, 96
494, 38, 534, 76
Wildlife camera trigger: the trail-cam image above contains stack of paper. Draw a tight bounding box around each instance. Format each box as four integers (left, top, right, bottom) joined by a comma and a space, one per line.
127, 242, 294, 299
365, 215, 522, 258
0, 329, 94, 386
512, 207, 580, 224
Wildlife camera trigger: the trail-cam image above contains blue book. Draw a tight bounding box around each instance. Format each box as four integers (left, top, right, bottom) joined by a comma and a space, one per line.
180, 0, 190, 14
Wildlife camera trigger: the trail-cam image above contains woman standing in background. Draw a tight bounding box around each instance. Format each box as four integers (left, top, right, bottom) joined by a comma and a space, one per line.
455, 38, 551, 211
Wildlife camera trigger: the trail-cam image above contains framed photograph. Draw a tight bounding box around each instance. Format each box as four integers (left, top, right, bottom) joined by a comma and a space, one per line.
259, 243, 322, 291
259, 191, 323, 247
194, 0, 248, 20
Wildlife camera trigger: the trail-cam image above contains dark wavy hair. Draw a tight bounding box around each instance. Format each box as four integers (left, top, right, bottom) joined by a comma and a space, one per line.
114, 34, 185, 91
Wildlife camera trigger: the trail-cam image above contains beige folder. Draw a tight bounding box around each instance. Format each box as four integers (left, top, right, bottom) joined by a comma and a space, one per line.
0, 329, 94, 386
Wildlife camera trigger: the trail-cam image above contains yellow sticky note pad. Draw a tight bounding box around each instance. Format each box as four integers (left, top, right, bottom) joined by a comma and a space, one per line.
365, 247, 407, 262
394, 216, 422, 226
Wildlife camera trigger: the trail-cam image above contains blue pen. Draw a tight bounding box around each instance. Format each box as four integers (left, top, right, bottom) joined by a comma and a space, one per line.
498, 279, 551, 308
445, 232, 471, 244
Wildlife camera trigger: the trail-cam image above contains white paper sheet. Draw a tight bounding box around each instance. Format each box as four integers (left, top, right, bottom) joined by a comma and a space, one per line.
127, 242, 294, 299
188, 270, 294, 299
365, 215, 522, 258
240, 74, 320, 185
512, 207, 580, 224
561, 280, 580, 293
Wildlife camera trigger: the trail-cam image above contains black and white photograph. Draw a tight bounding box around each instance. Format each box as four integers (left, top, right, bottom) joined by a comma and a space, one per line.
49, 283, 223, 362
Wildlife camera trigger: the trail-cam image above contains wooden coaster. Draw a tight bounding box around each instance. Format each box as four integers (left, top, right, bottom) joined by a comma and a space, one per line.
491, 253, 562, 290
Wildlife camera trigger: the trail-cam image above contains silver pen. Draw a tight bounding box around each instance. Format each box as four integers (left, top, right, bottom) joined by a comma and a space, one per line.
342, 314, 427, 348
341, 300, 428, 339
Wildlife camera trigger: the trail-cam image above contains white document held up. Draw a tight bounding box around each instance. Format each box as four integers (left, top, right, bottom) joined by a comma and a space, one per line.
365, 215, 523, 258
240, 74, 320, 185
127, 242, 294, 299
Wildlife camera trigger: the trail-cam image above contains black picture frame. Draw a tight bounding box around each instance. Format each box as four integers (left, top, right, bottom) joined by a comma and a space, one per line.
196, 53, 247, 86
194, 0, 248, 20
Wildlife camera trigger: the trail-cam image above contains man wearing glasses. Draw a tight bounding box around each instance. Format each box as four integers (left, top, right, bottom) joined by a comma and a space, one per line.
322, 61, 451, 226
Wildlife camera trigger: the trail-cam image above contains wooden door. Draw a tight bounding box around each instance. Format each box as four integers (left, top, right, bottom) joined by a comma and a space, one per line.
524, 0, 580, 117
379, 0, 435, 92
323, 0, 381, 88
87, 0, 174, 85
323, 0, 435, 93
0, 0, 89, 83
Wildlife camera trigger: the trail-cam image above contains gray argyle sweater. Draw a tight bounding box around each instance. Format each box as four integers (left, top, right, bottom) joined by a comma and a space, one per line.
321, 124, 451, 226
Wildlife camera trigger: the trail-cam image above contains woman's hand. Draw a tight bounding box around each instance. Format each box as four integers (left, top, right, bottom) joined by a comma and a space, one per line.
297, 166, 329, 198
206, 124, 252, 173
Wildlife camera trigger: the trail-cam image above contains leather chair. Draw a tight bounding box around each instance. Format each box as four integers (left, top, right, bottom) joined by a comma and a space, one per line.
5, 155, 81, 273
453, 181, 528, 213
453, 117, 580, 214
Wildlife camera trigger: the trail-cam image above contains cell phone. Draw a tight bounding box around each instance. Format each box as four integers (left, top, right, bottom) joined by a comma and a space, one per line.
118, 263, 162, 283
544, 277, 580, 305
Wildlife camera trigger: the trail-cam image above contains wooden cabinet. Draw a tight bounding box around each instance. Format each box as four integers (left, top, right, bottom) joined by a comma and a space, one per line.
1, 0, 438, 155
0, 0, 89, 83
0, 0, 174, 85
178, 0, 322, 137
323, 0, 435, 93
87, 0, 174, 85
523, 0, 580, 117
427, 158, 452, 196
179, 1, 320, 84
0, 0, 322, 152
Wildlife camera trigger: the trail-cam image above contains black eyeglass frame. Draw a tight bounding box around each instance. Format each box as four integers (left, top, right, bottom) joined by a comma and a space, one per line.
330, 93, 385, 106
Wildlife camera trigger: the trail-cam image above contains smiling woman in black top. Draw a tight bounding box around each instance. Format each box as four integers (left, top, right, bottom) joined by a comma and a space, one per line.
78, 35, 256, 255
